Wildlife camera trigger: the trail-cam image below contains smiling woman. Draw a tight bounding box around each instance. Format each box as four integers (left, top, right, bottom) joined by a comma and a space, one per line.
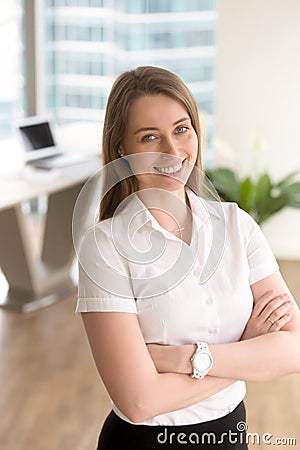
75, 66, 300, 450
99, 66, 203, 220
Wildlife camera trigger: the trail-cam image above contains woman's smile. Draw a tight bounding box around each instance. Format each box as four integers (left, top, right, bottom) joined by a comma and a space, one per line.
153, 157, 186, 175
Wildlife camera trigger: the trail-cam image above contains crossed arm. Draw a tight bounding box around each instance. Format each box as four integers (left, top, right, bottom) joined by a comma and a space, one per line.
81, 271, 300, 423
148, 272, 300, 381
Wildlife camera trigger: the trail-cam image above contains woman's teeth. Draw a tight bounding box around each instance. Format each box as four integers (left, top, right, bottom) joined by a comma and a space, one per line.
154, 159, 185, 174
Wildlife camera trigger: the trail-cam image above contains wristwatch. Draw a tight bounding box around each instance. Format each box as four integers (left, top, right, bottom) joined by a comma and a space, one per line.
190, 342, 213, 379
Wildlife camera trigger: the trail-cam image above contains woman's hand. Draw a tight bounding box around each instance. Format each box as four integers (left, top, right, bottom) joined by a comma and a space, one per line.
241, 290, 293, 341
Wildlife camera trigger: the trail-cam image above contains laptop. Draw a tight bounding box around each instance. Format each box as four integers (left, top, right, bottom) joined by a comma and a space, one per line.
17, 115, 92, 169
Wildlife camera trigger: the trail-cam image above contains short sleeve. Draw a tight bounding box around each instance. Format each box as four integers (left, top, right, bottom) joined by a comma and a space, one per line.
238, 207, 280, 285
75, 226, 137, 314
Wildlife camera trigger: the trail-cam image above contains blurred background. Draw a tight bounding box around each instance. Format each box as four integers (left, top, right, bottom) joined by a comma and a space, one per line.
0, 1, 299, 449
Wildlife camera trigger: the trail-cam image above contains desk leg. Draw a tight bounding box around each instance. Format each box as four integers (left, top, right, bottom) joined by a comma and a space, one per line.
41, 183, 83, 268
0, 182, 84, 312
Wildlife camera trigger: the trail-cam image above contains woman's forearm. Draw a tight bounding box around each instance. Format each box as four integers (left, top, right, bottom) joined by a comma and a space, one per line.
149, 331, 300, 383
209, 331, 300, 381
132, 374, 235, 423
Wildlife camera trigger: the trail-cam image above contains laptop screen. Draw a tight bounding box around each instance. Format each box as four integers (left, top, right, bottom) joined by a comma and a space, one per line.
19, 122, 55, 151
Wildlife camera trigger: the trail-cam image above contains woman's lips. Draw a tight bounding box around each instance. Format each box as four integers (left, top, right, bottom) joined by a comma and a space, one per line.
153, 158, 187, 176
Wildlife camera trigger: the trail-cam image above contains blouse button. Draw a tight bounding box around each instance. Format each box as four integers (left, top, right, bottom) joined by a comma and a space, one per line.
193, 267, 201, 278
206, 297, 213, 305
208, 328, 217, 334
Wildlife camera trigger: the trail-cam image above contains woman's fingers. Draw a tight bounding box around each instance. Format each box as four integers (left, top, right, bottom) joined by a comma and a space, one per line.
261, 296, 292, 323
258, 294, 293, 334
241, 291, 294, 340
270, 313, 292, 331
264, 300, 292, 323
252, 290, 276, 317
253, 291, 290, 317
267, 313, 293, 332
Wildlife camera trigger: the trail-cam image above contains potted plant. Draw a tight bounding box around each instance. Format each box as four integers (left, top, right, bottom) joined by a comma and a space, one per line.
204, 167, 300, 225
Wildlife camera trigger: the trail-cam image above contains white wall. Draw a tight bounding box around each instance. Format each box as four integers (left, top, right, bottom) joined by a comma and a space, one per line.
215, 0, 300, 259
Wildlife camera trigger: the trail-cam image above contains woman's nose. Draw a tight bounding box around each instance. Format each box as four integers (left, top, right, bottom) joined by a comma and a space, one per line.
162, 136, 179, 156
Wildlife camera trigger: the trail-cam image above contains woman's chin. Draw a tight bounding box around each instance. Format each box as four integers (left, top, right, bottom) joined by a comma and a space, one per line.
136, 174, 187, 192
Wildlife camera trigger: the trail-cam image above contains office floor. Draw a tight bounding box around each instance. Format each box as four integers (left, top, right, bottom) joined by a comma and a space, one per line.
0, 260, 299, 450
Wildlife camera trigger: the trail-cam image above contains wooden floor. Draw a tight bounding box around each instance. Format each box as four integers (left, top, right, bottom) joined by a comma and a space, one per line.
0, 260, 299, 450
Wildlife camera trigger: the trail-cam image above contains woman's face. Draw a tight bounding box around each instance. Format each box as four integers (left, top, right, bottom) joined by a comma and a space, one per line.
120, 94, 198, 193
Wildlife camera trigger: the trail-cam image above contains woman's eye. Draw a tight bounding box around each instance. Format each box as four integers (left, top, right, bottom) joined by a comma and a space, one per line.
176, 126, 189, 134
142, 134, 156, 142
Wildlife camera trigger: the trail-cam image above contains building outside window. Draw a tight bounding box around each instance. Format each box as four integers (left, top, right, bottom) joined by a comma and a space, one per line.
0, 0, 24, 139
44, 0, 217, 151
0, 0, 217, 154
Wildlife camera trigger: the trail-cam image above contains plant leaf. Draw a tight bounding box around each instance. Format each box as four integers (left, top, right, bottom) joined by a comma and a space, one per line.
277, 170, 300, 188
253, 173, 272, 216
205, 167, 300, 224
256, 196, 287, 224
276, 181, 300, 207
239, 177, 254, 212
204, 168, 240, 203
280, 181, 300, 195
286, 200, 300, 208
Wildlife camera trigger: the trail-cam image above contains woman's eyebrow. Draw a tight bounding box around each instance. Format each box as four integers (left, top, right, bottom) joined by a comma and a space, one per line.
134, 117, 190, 135
173, 116, 190, 126
134, 126, 159, 135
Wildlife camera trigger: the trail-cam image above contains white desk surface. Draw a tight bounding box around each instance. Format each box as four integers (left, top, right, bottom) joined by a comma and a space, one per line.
0, 157, 101, 210
0, 122, 102, 210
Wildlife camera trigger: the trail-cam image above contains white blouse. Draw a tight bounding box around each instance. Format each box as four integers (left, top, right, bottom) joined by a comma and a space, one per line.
76, 187, 279, 426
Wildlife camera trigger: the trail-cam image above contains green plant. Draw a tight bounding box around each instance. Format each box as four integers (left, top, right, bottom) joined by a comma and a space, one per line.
204, 168, 300, 225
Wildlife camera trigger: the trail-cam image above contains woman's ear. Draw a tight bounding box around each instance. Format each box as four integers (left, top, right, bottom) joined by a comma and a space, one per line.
118, 147, 124, 157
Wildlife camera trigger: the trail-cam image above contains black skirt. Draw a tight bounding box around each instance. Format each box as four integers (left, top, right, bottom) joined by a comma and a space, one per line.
96, 401, 248, 450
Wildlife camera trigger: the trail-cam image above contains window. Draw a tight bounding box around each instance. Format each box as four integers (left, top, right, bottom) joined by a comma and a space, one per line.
0, 0, 25, 138
0, 0, 217, 160
43, 0, 217, 154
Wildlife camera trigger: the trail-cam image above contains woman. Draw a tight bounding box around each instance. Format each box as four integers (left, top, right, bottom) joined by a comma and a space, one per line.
75, 66, 300, 449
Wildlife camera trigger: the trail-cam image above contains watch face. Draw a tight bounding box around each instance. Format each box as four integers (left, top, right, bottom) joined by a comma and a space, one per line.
194, 353, 212, 371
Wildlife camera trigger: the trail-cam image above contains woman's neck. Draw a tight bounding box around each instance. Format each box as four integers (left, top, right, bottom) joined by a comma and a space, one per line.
136, 187, 192, 243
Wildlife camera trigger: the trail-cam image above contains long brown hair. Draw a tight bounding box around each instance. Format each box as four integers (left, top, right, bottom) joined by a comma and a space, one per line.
99, 66, 204, 221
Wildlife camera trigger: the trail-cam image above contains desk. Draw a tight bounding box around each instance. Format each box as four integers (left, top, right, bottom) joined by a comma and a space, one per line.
0, 157, 101, 312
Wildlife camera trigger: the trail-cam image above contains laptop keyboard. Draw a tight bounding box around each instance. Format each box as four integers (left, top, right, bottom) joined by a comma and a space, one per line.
26, 153, 90, 168
27, 155, 63, 165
